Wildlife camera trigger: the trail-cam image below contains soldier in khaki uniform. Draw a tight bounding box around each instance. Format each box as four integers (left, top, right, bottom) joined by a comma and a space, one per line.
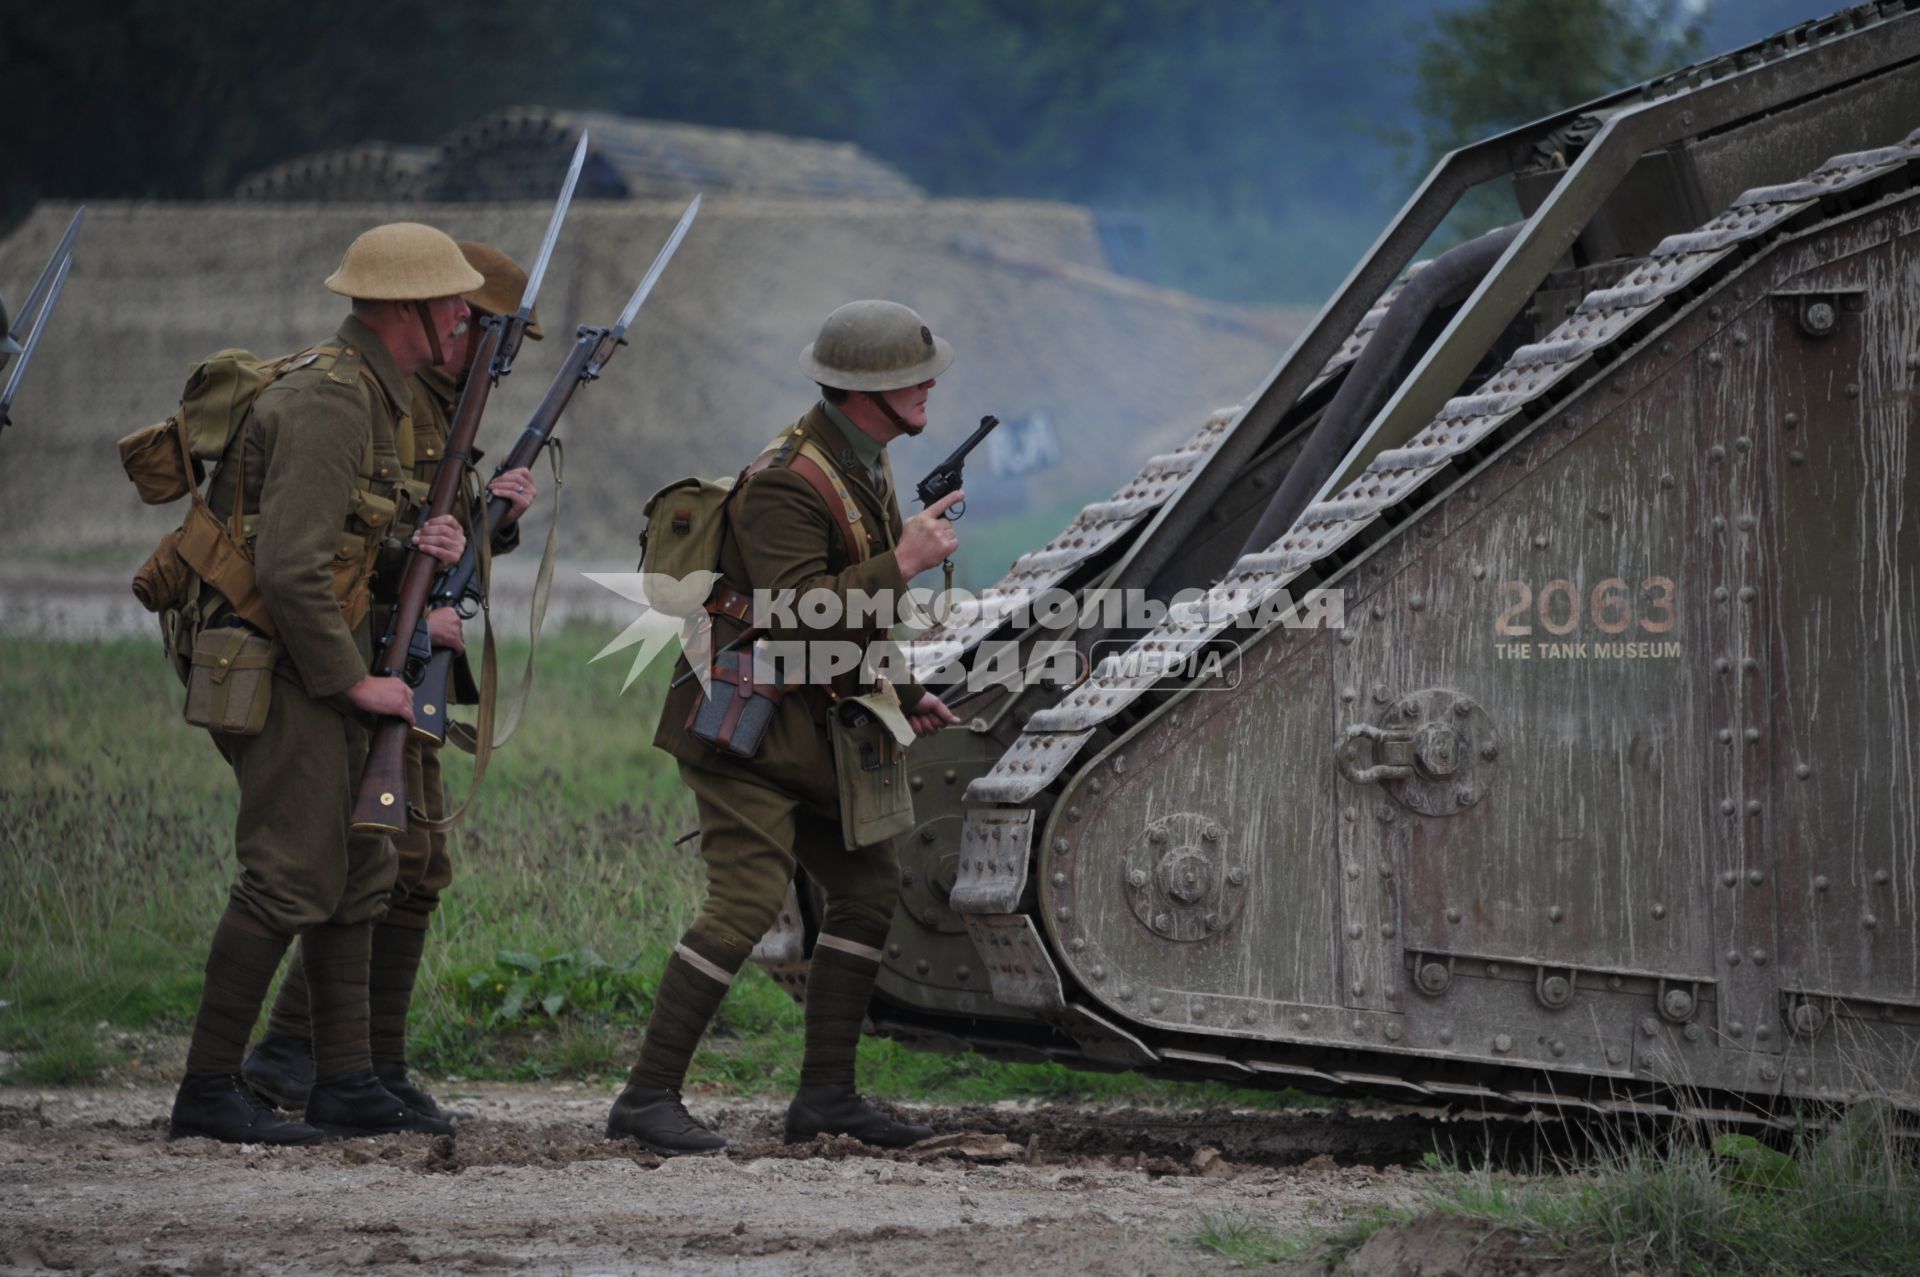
168, 224, 477, 1145
606, 300, 963, 1155
243, 243, 543, 1119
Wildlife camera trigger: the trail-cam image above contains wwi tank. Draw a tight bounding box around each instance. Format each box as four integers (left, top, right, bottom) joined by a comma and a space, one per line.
754, 1, 1920, 1124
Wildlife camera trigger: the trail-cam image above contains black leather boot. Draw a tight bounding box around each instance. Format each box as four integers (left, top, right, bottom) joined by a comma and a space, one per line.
783, 1081, 932, 1148
242, 1030, 315, 1111
373, 1060, 474, 1122
305, 1068, 454, 1137
605, 1085, 728, 1156
169, 1074, 324, 1145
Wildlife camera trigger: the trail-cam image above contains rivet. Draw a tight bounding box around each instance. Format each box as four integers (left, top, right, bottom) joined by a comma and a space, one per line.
1191, 1003, 1206, 1019
1720, 798, 1737, 815
1409, 593, 1426, 611
1660, 473, 1675, 489
887, 943, 901, 958
1789, 450, 1805, 466
1721, 870, 1738, 887
1446, 908, 1461, 924
1747, 870, 1763, 885
1088, 778, 1103, 795
1243, 1009, 1257, 1024
1371, 603, 1386, 620
1734, 436, 1751, 452
1548, 905, 1564, 922
955, 965, 971, 981
1750, 948, 1768, 966
1713, 586, 1730, 602
1715, 658, 1731, 674
1067, 807, 1081, 822
1204, 824, 1222, 842
1456, 787, 1477, 807
1352, 1020, 1367, 1036
1296, 1013, 1311, 1029
1227, 868, 1247, 886
1149, 828, 1168, 845
1438, 1028, 1455, 1045
1385, 1023, 1403, 1041
1739, 586, 1756, 603
1726, 950, 1742, 966
1651, 903, 1666, 919
1874, 868, 1891, 886
915, 959, 930, 974
1119, 986, 1134, 1000
1149, 997, 1165, 1012
1480, 742, 1498, 761
1345, 862, 1360, 880
1378, 862, 1394, 879
1340, 686, 1357, 704
1796, 763, 1812, 780
1380, 923, 1396, 939
910, 776, 924, 791
1127, 869, 1147, 888
1347, 924, 1363, 940
1719, 729, 1734, 744
1550, 1040, 1567, 1057
1608, 976, 1623, 991
1845, 383, 1859, 399
1710, 445, 1726, 462
1863, 914, 1878, 930
1747, 800, 1762, 816
1091, 966, 1106, 981
1372, 683, 1391, 703
1712, 516, 1726, 531
1738, 513, 1756, 530
1659, 341, 1675, 356
1054, 838, 1069, 854
1493, 1034, 1513, 1053
1684, 1023, 1704, 1043
1154, 914, 1172, 933
1338, 630, 1355, 645
1052, 872, 1067, 887
1069, 937, 1085, 952
1708, 352, 1723, 368
1794, 1066, 1810, 1082
1204, 913, 1221, 932
1351, 982, 1365, 998
1729, 1021, 1746, 1039
1487, 963, 1502, 977
1813, 875, 1828, 891
1606, 1046, 1625, 1065
944, 769, 957, 784
1745, 728, 1760, 743
1471, 563, 1486, 580
1377, 805, 1395, 824
1756, 1025, 1772, 1043
1640, 1016, 1660, 1038
1533, 533, 1549, 549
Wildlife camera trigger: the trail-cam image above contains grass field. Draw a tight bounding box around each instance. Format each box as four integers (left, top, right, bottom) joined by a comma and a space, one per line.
0, 623, 1291, 1109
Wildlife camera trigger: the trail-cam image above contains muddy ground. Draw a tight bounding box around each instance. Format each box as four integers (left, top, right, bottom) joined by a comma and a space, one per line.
0, 1081, 1574, 1277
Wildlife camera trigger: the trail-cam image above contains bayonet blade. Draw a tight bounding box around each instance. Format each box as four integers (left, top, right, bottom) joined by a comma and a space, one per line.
516, 132, 590, 321
611, 194, 701, 339
9, 206, 85, 346
0, 251, 73, 428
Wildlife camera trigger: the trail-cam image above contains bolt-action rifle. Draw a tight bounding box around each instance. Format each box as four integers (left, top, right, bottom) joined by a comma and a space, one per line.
350, 136, 589, 834
407, 196, 703, 747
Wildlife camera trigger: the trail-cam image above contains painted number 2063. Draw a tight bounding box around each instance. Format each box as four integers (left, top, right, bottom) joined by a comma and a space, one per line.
1494, 577, 1677, 637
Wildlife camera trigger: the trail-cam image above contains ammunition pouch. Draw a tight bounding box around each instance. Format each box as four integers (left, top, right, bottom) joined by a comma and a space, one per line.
184, 626, 280, 737
118, 418, 202, 505
686, 646, 789, 758
828, 687, 916, 851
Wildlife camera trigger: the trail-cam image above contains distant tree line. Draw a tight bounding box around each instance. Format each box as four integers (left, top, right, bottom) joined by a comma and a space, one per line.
5, 0, 1823, 303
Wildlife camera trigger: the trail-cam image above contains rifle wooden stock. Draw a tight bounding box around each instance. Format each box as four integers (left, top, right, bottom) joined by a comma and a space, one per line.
351, 314, 513, 833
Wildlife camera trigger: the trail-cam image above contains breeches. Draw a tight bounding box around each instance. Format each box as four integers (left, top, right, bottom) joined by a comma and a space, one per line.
213, 669, 396, 935
679, 760, 900, 957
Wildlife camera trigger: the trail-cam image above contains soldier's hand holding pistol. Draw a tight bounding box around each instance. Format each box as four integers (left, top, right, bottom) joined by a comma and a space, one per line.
895, 490, 963, 577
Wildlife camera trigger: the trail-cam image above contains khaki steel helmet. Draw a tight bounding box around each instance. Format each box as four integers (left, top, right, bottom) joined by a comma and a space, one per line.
456, 241, 543, 340
800, 300, 953, 392
325, 223, 484, 300
0, 299, 21, 357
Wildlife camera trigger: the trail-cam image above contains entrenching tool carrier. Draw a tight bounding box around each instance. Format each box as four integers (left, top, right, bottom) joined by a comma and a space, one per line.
752, 2, 1920, 1125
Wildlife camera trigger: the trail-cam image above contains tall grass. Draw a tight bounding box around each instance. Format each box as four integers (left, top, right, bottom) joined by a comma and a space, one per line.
1, 625, 1303, 1109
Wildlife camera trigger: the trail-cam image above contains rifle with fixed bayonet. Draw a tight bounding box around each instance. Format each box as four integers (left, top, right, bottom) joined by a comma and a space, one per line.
408, 195, 703, 747
350, 135, 590, 834
1, 206, 86, 436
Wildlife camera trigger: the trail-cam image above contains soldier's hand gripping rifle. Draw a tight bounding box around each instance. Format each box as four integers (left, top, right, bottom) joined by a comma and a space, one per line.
672, 413, 1003, 691
407, 196, 703, 746
0, 206, 86, 437
351, 135, 589, 835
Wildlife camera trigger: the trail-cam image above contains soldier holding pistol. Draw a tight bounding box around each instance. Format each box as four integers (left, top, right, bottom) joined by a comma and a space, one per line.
168, 224, 474, 1144
241, 242, 542, 1121
607, 300, 963, 1156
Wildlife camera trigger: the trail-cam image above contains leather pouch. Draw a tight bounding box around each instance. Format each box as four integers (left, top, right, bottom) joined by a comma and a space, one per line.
828, 688, 916, 850
686, 646, 786, 758
184, 626, 279, 736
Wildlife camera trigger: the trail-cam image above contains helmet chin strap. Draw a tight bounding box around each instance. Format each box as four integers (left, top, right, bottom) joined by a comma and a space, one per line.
861, 387, 916, 434
414, 300, 445, 368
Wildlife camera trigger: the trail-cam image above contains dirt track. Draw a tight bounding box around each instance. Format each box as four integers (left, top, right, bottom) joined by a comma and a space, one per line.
0, 1083, 1438, 1276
